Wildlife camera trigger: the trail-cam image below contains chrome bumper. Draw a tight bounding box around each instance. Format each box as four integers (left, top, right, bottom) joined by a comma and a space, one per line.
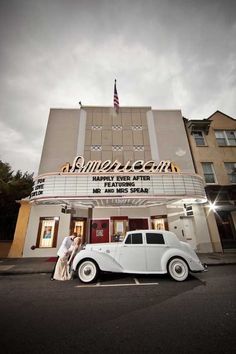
203, 263, 208, 271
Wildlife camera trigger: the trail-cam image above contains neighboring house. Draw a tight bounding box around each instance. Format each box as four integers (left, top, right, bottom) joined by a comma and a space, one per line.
10, 106, 216, 258
185, 111, 236, 251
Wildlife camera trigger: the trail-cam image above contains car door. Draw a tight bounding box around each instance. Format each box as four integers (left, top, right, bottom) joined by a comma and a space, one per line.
118, 232, 146, 272
145, 232, 167, 272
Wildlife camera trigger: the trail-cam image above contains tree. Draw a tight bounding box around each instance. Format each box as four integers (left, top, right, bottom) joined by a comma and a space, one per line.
0, 161, 34, 240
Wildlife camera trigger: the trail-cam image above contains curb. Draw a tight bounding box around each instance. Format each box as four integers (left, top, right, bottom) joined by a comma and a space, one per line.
204, 262, 236, 267
0, 271, 52, 276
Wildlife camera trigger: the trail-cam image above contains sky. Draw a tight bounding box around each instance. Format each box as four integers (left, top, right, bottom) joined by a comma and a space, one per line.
0, 0, 236, 175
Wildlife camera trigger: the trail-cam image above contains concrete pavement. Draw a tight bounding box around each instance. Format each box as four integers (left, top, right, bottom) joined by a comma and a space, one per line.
0, 252, 236, 275
0, 257, 55, 275
198, 252, 236, 266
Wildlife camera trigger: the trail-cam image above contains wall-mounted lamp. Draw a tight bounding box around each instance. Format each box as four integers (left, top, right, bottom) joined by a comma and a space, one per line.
208, 201, 216, 212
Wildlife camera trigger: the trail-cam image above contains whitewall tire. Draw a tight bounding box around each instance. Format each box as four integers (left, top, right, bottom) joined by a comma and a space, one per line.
168, 258, 189, 281
78, 260, 98, 283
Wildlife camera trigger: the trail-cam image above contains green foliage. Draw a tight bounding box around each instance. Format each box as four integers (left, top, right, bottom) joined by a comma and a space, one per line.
0, 160, 34, 240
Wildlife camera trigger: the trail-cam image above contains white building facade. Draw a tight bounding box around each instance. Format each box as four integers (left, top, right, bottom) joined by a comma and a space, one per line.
15, 106, 214, 257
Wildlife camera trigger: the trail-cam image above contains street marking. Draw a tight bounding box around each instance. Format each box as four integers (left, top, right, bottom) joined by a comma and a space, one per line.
75, 280, 159, 288
134, 278, 140, 285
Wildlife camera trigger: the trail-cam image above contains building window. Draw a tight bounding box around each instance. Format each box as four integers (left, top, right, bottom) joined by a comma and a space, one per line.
202, 162, 216, 183
192, 131, 206, 146
36, 217, 59, 248
224, 162, 236, 183
207, 190, 231, 203
215, 130, 236, 146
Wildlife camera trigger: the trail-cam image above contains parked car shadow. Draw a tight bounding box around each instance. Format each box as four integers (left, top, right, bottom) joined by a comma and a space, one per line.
74, 270, 207, 288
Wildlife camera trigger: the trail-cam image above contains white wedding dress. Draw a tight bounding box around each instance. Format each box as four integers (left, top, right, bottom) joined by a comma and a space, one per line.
53, 256, 72, 281
53, 237, 82, 281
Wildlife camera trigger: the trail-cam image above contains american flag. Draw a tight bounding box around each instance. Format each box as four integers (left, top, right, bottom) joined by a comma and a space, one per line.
113, 79, 119, 113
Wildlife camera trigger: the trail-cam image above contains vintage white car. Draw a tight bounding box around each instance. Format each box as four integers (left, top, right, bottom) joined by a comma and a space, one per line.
72, 230, 206, 283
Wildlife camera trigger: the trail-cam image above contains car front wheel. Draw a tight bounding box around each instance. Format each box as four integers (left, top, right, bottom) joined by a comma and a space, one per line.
168, 258, 189, 281
77, 260, 98, 283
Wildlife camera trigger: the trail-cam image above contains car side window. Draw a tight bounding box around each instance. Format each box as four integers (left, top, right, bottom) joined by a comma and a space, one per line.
146, 233, 165, 244
125, 233, 143, 244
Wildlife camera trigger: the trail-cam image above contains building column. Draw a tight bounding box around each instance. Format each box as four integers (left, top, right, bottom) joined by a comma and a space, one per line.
146, 110, 160, 161
204, 206, 223, 252
8, 199, 31, 258
86, 207, 93, 243
76, 108, 87, 156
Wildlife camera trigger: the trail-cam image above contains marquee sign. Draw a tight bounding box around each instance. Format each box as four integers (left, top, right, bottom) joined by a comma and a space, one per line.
30, 156, 206, 202
30, 172, 206, 201
60, 156, 181, 174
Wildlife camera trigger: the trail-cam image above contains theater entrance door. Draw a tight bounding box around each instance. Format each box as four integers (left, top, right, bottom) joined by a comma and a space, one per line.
90, 219, 109, 243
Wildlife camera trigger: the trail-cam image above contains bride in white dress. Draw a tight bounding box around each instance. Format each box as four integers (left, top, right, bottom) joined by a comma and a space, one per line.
53, 236, 82, 281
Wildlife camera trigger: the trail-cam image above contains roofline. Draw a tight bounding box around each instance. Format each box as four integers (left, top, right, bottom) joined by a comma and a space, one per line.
50, 106, 152, 110
184, 110, 235, 122
49, 106, 183, 112
206, 110, 235, 121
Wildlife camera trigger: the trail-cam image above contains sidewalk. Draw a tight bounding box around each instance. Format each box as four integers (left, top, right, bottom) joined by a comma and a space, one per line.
0, 257, 56, 275
0, 253, 236, 276
197, 252, 236, 266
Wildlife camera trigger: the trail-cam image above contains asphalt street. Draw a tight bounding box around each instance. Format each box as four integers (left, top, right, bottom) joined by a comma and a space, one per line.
0, 266, 236, 354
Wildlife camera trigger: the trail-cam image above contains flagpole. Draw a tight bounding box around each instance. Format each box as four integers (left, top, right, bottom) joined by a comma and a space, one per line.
113, 79, 119, 114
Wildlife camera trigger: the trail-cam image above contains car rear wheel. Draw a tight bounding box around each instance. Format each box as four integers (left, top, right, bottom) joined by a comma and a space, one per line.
78, 260, 98, 283
168, 258, 189, 281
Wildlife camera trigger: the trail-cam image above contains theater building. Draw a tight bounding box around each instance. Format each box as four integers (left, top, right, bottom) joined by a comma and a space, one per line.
10, 106, 214, 258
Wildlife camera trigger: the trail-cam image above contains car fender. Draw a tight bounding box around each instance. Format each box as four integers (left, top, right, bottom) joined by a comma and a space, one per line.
72, 249, 123, 273
160, 248, 191, 272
